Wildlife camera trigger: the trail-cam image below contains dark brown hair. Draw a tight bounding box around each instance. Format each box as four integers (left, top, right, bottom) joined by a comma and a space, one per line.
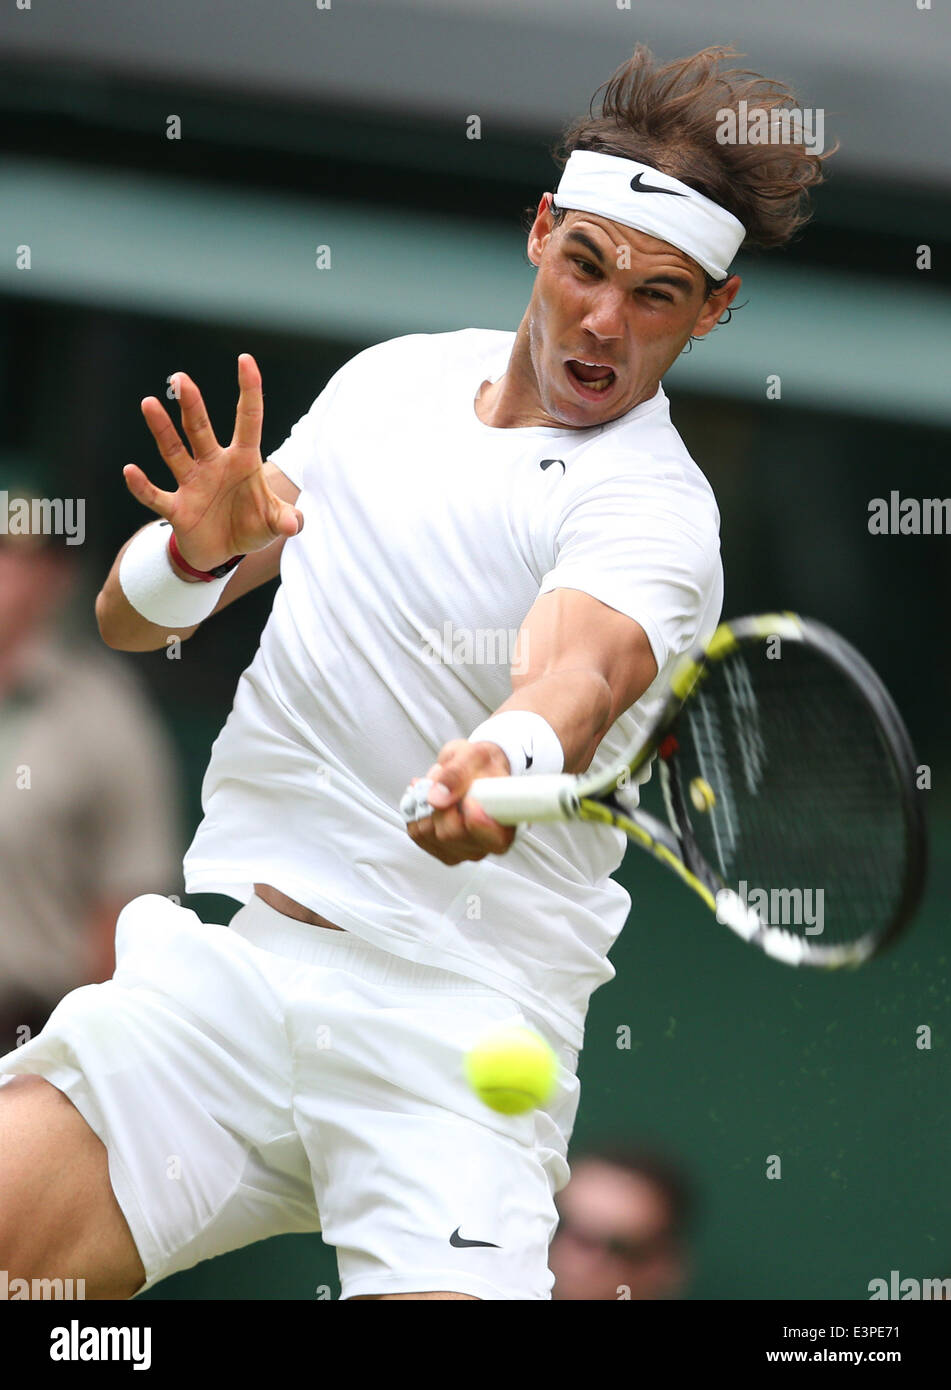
547, 44, 835, 292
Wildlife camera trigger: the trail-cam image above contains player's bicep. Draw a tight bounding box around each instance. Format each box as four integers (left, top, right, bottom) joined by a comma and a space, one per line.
512, 588, 658, 723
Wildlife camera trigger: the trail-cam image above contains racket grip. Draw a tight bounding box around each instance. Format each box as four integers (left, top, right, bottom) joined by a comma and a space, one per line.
467, 774, 578, 824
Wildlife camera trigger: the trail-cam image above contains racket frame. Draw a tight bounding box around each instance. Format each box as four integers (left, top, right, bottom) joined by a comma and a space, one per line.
469, 612, 927, 968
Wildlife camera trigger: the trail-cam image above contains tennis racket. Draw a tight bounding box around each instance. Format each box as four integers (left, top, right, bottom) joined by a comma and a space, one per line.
464, 613, 927, 969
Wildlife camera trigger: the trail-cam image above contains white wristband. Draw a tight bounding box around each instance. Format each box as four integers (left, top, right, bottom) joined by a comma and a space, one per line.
118, 520, 232, 627
467, 711, 565, 777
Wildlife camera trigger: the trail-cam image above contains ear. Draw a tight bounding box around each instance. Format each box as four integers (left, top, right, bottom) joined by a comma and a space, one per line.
689, 274, 742, 340
527, 193, 557, 268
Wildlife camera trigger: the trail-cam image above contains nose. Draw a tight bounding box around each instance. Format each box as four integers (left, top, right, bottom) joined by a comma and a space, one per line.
578, 282, 626, 346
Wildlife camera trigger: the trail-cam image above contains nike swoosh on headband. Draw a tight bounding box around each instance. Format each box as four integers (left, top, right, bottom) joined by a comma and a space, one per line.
629, 172, 687, 198
552, 151, 746, 281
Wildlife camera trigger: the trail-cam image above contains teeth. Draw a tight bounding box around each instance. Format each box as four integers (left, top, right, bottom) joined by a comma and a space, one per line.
571, 370, 613, 391
569, 359, 615, 392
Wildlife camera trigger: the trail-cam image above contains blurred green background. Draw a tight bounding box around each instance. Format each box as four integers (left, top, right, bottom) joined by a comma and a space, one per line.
1, 0, 949, 1299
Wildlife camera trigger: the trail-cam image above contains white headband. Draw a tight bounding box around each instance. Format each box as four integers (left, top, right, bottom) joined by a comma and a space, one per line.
551, 150, 746, 282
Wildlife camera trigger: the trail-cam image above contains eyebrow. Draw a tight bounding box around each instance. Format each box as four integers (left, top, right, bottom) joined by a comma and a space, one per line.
564, 230, 607, 264
563, 230, 695, 294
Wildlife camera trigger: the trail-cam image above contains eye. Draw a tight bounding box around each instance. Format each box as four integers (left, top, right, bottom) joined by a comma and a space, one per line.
573, 258, 602, 278
642, 288, 673, 303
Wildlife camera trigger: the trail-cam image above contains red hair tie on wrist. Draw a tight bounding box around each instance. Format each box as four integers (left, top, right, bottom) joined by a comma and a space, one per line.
168, 530, 245, 581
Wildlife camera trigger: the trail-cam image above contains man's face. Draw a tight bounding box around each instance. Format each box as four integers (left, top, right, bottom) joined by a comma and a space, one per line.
550, 1159, 687, 1301
520, 197, 740, 428
0, 541, 69, 653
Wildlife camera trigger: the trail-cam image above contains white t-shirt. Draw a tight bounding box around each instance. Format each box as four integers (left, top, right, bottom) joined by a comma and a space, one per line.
183, 329, 723, 1049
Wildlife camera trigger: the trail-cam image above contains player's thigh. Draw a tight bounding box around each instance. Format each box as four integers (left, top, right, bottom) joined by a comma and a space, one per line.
0, 1074, 145, 1298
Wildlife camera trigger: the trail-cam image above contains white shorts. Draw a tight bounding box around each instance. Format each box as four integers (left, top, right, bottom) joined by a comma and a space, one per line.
0, 893, 580, 1300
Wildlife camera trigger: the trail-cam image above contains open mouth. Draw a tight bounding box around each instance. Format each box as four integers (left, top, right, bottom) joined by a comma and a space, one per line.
565, 358, 617, 399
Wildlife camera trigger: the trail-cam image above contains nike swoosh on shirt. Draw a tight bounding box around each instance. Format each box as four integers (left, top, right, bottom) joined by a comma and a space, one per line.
450, 1227, 500, 1249
540, 458, 565, 474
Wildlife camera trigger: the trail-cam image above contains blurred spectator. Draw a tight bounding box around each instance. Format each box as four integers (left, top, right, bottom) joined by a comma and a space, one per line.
550, 1143, 696, 1300
0, 465, 182, 1052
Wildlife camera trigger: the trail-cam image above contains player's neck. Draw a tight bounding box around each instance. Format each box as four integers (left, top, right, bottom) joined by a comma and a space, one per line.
474, 374, 540, 429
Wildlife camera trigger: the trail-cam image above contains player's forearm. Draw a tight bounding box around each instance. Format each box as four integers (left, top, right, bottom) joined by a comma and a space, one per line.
97, 525, 286, 652
96, 528, 202, 651
495, 668, 613, 773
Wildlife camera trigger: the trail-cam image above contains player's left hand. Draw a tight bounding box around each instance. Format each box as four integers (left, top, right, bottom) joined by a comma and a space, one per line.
400, 739, 517, 864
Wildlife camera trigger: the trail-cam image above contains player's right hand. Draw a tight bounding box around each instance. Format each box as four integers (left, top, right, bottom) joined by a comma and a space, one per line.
124, 353, 303, 572
401, 739, 517, 865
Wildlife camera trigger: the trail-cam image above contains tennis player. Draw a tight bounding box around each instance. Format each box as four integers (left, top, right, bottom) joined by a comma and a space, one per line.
0, 46, 829, 1300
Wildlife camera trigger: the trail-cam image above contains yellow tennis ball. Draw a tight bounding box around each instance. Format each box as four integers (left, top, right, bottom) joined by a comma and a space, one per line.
464, 1024, 558, 1115
689, 776, 716, 813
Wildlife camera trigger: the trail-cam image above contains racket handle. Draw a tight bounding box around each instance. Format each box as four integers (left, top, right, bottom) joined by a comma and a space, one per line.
467, 774, 579, 824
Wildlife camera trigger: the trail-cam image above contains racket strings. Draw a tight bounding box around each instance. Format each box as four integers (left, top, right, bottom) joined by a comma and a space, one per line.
676, 645, 910, 949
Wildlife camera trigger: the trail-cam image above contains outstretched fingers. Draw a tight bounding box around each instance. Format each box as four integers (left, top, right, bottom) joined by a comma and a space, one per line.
171, 373, 222, 464
231, 353, 264, 452
140, 395, 197, 485
122, 463, 176, 519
